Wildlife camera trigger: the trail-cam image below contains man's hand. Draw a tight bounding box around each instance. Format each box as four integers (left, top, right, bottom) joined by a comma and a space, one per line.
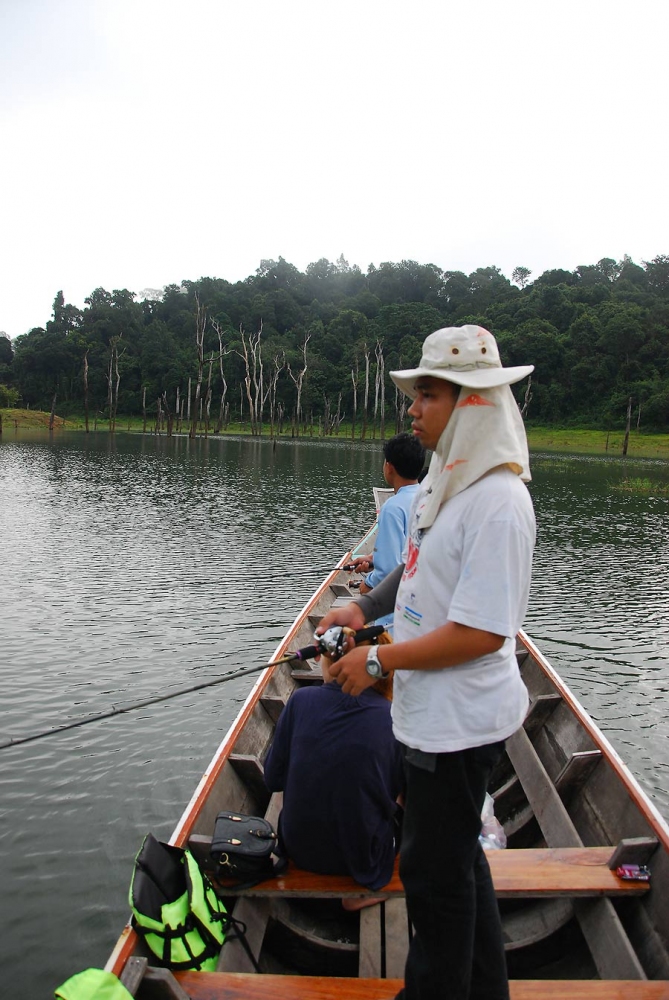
326, 644, 377, 696
315, 602, 367, 639
350, 554, 374, 573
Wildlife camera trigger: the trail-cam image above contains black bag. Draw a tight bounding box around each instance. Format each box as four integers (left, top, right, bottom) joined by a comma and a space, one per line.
210, 812, 283, 888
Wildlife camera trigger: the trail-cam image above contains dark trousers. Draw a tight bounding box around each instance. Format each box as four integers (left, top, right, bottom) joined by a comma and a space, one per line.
396, 741, 509, 1000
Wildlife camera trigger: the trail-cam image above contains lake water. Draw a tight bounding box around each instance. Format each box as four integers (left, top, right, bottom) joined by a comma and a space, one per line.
1, 430, 668, 998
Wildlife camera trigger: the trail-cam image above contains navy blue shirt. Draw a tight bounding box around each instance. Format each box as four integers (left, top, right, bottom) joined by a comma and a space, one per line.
264, 682, 404, 890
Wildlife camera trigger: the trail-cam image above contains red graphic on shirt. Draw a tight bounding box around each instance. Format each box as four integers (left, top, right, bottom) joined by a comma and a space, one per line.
403, 536, 420, 580
444, 458, 468, 471
456, 393, 495, 408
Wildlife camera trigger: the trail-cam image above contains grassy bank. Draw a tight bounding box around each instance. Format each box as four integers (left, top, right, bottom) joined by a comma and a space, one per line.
2, 409, 669, 460
524, 427, 669, 460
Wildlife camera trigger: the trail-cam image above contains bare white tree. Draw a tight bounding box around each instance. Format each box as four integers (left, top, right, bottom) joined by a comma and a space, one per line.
520, 376, 533, 418
350, 356, 360, 440
361, 342, 371, 440
235, 323, 265, 435
211, 318, 232, 433
286, 333, 311, 435
189, 296, 207, 439
395, 381, 408, 433
373, 339, 386, 439
263, 351, 285, 439
106, 333, 124, 433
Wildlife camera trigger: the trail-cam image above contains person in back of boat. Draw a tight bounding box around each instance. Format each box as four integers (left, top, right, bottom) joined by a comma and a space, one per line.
316, 325, 536, 1000
263, 650, 403, 897
349, 432, 425, 634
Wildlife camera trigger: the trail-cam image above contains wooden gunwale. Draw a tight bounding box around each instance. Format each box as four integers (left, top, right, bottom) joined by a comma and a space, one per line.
518, 628, 669, 855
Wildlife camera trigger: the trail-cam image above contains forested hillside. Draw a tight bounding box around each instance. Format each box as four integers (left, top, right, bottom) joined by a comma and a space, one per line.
2, 253, 668, 433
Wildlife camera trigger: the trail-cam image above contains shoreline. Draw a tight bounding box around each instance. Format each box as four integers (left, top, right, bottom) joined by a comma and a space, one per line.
2, 409, 669, 461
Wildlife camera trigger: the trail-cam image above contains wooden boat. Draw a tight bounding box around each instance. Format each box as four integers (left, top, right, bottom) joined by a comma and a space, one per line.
105, 521, 669, 1000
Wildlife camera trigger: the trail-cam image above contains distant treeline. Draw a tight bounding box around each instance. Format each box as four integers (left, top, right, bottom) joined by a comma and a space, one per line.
1, 253, 668, 433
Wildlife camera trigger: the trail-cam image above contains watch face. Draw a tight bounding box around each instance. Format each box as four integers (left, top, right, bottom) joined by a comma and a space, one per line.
366, 648, 382, 677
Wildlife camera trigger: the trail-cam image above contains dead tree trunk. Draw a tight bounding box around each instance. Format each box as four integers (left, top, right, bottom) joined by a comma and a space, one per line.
287, 333, 311, 437
106, 335, 123, 433
162, 391, 174, 437
394, 382, 407, 433
351, 360, 359, 440
334, 392, 343, 435
83, 350, 90, 433
375, 340, 386, 440
520, 376, 533, 418
623, 396, 632, 456
49, 391, 57, 431
204, 351, 214, 437
189, 295, 207, 439
265, 352, 285, 439
322, 394, 331, 436
250, 323, 264, 434
211, 319, 231, 434
235, 326, 257, 435
361, 343, 371, 440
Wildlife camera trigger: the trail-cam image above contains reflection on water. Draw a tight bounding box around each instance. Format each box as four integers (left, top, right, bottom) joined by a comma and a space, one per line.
1, 434, 668, 998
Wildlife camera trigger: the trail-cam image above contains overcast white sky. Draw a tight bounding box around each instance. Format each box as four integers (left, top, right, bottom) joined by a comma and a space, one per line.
1, 0, 667, 340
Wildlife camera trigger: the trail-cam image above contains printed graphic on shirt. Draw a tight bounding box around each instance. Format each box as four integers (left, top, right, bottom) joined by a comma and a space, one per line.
402, 497, 426, 581
401, 604, 423, 628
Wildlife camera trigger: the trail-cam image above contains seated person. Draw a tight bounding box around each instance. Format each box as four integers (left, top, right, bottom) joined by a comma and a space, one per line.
350, 433, 425, 632
263, 650, 403, 896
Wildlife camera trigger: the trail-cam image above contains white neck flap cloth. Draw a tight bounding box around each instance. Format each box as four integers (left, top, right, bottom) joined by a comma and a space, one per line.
417, 383, 532, 530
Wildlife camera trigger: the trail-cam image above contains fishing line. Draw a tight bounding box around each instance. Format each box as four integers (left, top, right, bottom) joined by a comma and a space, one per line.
0, 625, 383, 750
0, 657, 291, 751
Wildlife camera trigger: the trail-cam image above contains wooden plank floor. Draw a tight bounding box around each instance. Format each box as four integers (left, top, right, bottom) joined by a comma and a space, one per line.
174, 972, 669, 999
215, 847, 650, 899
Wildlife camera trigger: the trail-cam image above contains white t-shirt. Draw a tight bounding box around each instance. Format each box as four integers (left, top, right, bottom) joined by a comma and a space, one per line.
391, 467, 535, 753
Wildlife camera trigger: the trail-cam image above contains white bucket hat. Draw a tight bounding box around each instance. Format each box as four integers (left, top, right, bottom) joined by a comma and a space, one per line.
390, 325, 533, 396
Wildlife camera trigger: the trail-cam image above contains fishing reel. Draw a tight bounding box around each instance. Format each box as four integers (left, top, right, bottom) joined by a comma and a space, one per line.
315, 626, 357, 660
288, 625, 385, 663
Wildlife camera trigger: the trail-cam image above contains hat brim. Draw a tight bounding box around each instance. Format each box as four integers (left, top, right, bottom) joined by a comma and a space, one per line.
389, 364, 534, 397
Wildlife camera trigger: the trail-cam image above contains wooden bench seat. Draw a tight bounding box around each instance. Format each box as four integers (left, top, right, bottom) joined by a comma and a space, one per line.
173, 971, 669, 1000
208, 847, 650, 900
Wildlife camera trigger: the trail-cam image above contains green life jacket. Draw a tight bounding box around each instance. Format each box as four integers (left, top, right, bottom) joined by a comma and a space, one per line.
129, 833, 227, 971
54, 968, 134, 1000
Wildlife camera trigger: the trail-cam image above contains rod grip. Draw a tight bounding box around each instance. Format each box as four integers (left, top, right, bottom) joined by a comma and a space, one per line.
353, 625, 385, 643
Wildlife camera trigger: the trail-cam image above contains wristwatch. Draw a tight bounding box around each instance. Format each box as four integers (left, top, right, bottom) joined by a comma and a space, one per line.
365, 645, 390, 679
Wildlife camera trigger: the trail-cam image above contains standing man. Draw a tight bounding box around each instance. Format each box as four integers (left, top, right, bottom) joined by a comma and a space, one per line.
318, 325, 535, 1000
350, 432, 425, 632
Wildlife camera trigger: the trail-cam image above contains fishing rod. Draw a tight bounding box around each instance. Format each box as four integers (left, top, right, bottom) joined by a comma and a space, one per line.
0, 625, 384, 751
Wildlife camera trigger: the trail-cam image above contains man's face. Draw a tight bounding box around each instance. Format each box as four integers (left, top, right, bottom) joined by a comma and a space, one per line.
408, 377, 459, 451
